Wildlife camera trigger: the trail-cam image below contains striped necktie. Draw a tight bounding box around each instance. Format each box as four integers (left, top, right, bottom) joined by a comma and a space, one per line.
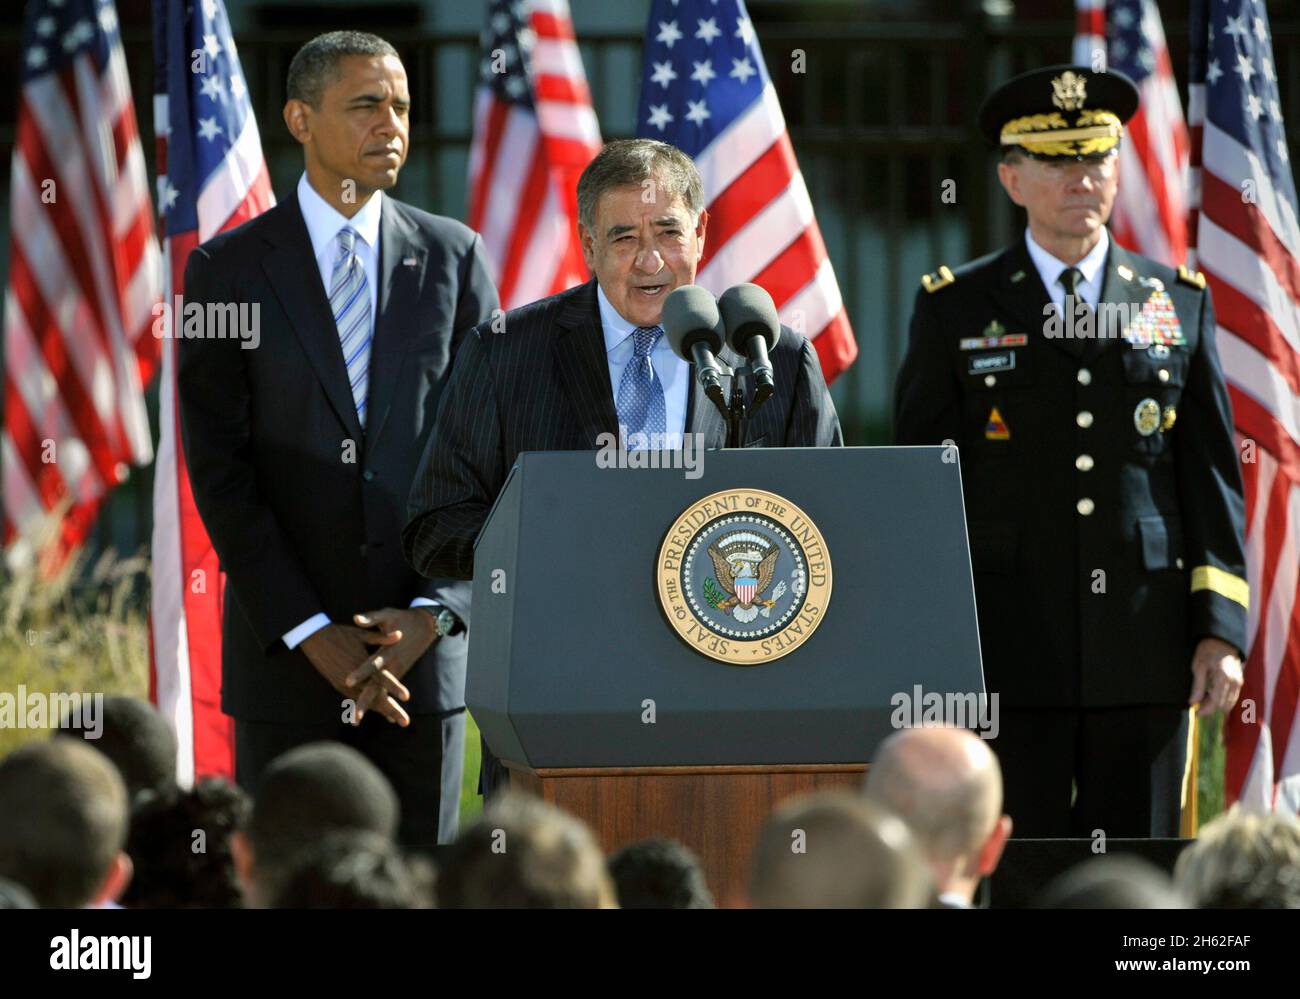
329, 225, 371, 426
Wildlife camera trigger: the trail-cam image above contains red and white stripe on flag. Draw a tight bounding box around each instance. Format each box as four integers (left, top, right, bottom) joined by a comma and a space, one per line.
691, 85, 857, 381
468, 0, 601, 310
3, 0, 161, 574
1074, 0, 1190, 268
150, 0, 273, 785
1188, 0, 1300, 814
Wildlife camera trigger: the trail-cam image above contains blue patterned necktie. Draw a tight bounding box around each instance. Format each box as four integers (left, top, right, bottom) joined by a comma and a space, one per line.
616, 325, 667, 449
329, 226, 372, 427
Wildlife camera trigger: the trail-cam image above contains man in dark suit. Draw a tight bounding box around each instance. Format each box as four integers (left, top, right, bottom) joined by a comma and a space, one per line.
402, 138, 842, 788
178, 32, 498, 849
894, 66, 1248, 838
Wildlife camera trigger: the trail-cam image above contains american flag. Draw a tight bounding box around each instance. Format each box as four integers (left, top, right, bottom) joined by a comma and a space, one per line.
467, 0, 601, 310
150, 0, 273, 785
1189, 0, 1300, 814
635, 0, 857, 382
1073, 0, 1190, 267
3, 0, 161, 573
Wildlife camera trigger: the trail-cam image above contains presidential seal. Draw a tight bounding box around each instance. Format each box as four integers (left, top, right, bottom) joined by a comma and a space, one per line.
656, 488, 832, 665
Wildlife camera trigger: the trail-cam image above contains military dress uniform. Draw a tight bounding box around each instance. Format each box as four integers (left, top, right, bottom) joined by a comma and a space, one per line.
894, 66, 1249, 838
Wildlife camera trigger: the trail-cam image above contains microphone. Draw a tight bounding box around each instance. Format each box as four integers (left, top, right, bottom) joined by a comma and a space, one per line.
719, 283, 781, 405
662, 285, 727, 409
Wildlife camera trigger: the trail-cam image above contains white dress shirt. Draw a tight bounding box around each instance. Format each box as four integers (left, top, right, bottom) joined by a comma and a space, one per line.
597, 282, 690, 447
282, 176, 434, 650
1024, 225, 1109, 313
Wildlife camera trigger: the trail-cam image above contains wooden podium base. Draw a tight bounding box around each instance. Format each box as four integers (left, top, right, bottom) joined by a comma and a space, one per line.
505, 762, 867, 905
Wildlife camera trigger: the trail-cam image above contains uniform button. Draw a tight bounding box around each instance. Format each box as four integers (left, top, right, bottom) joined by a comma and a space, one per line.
1158, 368, 1171, 383
1077, 411, 1094, 428
984, 374, 997, 388
362, 469, 375, 482
1077, 498, 1095, 516
1176, 557, 1185, 570
1075, 454, 1094, 471
1077, 368, 1092, 385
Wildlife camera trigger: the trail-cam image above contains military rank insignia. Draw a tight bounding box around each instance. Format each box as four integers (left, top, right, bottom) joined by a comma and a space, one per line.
959, 329, 1028, 351
1122, 288, 1186, 348
1161, 406, 1177, 432
985, 406, 1010, 440
1134, 398, 1161, 436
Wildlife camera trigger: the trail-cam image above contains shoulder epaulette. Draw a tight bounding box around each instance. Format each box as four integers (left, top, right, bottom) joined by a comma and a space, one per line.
1177, 264, 1207, 290
921, 265, 955, 294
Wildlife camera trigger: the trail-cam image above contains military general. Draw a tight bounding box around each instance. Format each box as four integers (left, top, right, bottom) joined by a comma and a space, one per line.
894, 65, 1249, 838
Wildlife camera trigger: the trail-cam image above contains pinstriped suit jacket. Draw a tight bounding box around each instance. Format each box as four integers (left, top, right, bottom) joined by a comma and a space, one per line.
403, 278, 843, 581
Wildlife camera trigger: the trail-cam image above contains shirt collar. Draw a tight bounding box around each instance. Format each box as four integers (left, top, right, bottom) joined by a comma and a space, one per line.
596, 281, 641, 354
1024, 225, 1110, 292
297, 172, 384, 260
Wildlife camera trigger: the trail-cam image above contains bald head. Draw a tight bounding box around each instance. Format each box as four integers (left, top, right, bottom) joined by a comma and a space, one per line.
864, 727, 1003, 864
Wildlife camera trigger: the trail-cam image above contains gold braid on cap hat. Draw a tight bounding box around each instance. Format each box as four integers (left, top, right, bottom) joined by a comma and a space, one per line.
1000, 109, 1122, 157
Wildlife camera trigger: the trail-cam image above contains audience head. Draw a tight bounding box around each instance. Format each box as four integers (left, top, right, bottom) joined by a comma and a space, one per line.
232, 742, 399, 908
608, 837, 714, 909
863, 726, 1012, 905
1175, 810, 1300, 908
1036, 855, 1186, 908
0, 878, 36, 909
121, 778, 249, 909
438, 793, 617, 908
54, 695, 178, 804
749, 791, 933, 908
272, 830, 434, 908
0, 739, 132, 907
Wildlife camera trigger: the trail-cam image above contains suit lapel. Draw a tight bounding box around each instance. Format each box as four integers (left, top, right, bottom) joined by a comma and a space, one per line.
989, 238, 1085, 359
364, 200, 424, 450
685, 346, 734, 448
261, 190, 364, 442
552, 280, 620, 447
1091, 240, 1150, 362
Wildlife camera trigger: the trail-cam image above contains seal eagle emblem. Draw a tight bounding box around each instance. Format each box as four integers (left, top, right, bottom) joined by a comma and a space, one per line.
656, 488, 832, 665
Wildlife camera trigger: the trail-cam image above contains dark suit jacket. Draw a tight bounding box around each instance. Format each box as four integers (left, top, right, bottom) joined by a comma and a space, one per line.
178, 188, 499, 723
403, 278, 843, 581
894, 235, 1247, 709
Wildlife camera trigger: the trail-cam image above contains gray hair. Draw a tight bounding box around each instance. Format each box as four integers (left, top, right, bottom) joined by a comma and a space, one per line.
1175, 810, 1300, 908
577, 139, 705, 231
286, 31, 400, 108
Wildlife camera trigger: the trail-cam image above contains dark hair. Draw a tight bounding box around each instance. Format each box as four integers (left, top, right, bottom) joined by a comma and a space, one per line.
119, 778, 249, 909
54, 695, 177, 803
438, 793, 615, 908
272, 830, 434, 909
576, 139, 705, 231
286, 31, 400, 107
247, 742, 399, 882
0, 740, 128, 907
1035, 856, 1185, 909
608, 838, 714, 909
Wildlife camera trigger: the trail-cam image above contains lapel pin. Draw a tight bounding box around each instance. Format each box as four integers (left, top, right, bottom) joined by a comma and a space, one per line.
1117, 265, 1133, 281
1010, 270, 1026, 283
402, 256, 418, 267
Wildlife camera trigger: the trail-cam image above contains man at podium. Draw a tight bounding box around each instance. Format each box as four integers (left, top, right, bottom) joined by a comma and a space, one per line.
404, 138, 842, 583
403, 139, 841, 794
894, 66, 1248, 839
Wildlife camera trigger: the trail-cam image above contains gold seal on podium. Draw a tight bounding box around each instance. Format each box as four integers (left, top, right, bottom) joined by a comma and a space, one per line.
656, 488, 832, 666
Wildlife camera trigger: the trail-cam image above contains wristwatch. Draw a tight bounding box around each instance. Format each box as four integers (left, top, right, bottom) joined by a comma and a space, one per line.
422, 604, 464, 637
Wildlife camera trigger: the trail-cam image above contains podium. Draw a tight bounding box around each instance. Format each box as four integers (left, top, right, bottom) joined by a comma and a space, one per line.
467, 446, 984, 902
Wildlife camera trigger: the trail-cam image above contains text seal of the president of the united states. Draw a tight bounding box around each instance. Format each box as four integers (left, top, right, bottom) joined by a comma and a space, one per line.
656, 488, 832, 665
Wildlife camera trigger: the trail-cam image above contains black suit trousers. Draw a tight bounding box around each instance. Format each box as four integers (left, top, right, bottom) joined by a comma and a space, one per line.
991, 705, 1190, 838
